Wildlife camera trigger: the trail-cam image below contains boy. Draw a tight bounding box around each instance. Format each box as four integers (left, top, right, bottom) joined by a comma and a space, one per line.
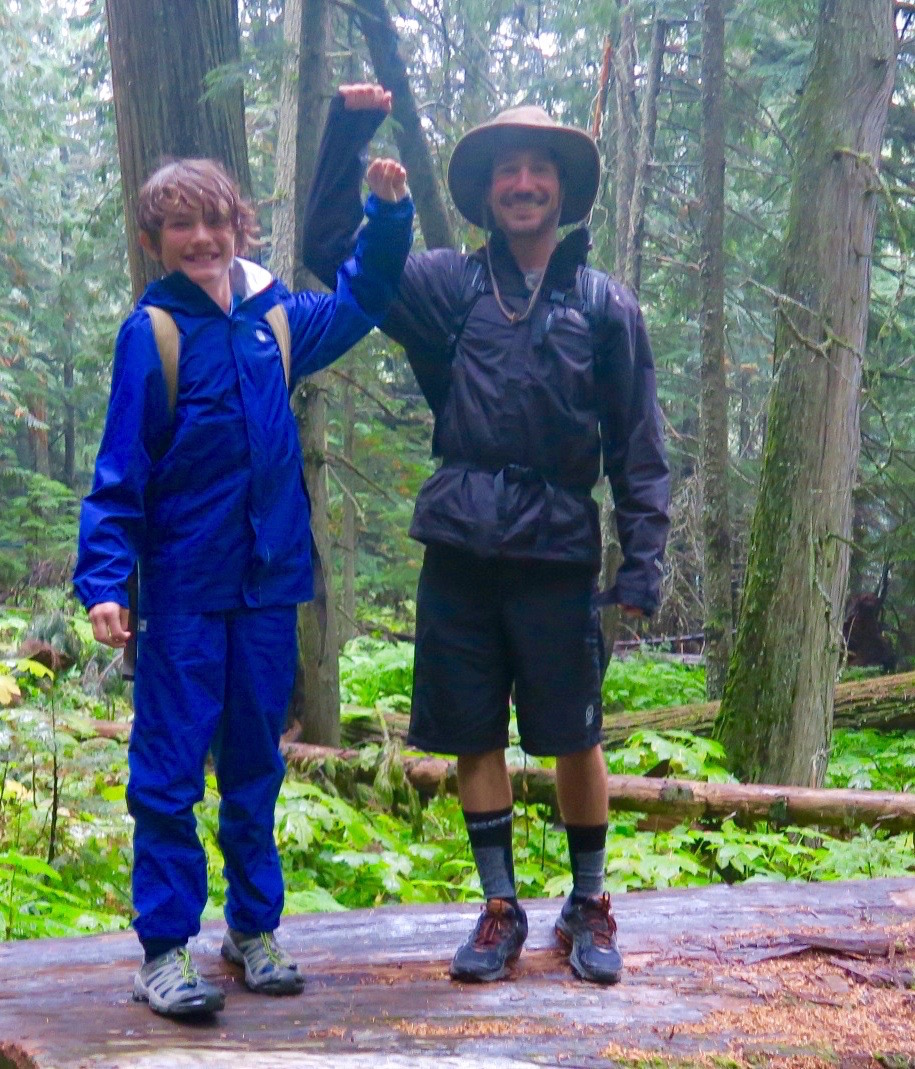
74, 95, 412, 1017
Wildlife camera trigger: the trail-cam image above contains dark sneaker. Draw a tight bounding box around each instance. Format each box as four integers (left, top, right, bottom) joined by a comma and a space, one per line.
221, 929, 305, 995
132, 947, 226, 1017
555, 892, 623, 985
449, 898, 528, 982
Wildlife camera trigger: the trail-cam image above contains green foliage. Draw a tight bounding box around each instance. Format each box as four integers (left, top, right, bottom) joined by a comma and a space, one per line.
607, 730, 734, 782
825, 729, 915, 793
339, 637, 414, 711
602, 655, 707, 711
0, 469, 78, 592
1, 624, 913, 941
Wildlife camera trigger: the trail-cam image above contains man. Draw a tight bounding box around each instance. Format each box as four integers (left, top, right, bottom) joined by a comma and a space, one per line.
306, 90, 670, 986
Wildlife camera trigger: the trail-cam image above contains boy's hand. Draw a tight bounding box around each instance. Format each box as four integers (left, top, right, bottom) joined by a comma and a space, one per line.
367, 157, 408, 203
340, 83, 392, 113
88, 601, 132, 649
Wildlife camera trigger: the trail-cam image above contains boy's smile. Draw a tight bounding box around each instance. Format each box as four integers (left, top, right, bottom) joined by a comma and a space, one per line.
142, 208, 237, 311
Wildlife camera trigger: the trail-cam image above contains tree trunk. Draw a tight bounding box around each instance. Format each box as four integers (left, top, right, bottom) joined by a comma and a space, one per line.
714, 0, 896, 785
341, 379, 357, 642
355, 0, 454, 251
270, 0, 341, 747
612, 3, 638, 279
27, 393, 50, 476
104, 0, 252, 298
699, 0, 732, 699
600, 2, 640, 657
623, 17, 667, 293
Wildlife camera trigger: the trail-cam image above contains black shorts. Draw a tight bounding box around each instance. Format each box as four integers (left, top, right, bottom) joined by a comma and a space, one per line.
408, 544, 605, 758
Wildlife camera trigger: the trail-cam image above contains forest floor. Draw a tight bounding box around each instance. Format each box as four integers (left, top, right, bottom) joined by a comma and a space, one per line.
1, 878, 913, 1069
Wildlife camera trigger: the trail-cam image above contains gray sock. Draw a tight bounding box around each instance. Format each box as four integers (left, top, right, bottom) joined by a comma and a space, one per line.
464, 808, 516, 901
566, 823, 607, 900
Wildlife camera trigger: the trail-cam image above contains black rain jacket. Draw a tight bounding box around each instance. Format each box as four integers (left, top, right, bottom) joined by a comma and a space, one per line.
305, 98, 670, 615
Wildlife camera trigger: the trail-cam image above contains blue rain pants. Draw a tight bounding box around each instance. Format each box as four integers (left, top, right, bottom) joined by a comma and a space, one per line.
126, 605, 297, 954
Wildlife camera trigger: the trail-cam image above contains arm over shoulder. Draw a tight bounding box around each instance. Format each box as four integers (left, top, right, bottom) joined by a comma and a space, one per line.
286, 191, 414, 383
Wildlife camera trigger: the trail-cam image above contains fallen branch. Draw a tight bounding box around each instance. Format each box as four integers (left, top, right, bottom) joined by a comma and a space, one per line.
281, 743, 915, 834
64, 714, 915, 832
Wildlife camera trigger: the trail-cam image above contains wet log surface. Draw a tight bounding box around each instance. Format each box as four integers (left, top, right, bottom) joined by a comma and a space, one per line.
1, 878, 914, 1068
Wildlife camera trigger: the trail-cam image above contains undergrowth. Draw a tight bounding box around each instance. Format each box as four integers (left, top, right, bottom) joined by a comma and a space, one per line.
1, 604, 913, 939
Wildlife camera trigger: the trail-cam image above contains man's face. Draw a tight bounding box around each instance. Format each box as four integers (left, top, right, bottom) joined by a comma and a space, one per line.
142, 207, 237, 299
486, 147, 562, 240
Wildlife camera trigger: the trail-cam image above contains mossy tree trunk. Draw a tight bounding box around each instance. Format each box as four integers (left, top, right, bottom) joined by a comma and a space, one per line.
699, 0, 732, 699
714, 0, 896, 785
105, 0, 252, 298
269, 0, 341, 747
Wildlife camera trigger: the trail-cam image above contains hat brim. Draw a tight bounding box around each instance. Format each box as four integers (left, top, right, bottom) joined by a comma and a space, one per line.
448, 122, 601, 229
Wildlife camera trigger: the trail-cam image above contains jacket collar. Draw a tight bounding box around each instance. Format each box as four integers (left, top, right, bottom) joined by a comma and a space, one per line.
477, 226, 591, 296
139, 257, 277, 316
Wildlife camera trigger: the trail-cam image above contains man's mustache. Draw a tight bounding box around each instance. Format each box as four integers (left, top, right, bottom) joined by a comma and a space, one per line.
501, 192, 550, 206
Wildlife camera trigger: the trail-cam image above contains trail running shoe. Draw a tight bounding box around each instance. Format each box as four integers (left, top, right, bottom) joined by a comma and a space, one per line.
449, 898, 529, 982
221, 928, 305, 995
555, 892, 623, 984
132, 947, 225, 1017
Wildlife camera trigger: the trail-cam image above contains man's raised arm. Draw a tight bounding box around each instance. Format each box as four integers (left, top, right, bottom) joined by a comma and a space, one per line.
304, 85, 390, 289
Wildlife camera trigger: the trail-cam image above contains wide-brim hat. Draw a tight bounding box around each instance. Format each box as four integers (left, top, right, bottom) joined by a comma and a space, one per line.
448, 104, 601, 229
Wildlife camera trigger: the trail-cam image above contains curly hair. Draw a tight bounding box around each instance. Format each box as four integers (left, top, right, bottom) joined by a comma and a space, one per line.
137, 158, 259, 255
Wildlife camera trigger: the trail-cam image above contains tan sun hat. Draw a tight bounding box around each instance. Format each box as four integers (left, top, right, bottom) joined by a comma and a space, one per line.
447, 104, 601, 229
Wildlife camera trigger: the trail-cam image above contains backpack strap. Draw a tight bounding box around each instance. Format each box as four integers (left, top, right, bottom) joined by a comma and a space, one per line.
145, 302, 292, 421
446, 258, 489, 359
265, 302, 292, 388
145, 307, 180, 418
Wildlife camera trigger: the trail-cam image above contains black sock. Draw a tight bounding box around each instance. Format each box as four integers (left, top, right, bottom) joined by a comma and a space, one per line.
463, 807, 516, 902
142, 939, 185, 963
565, 822, 608, 900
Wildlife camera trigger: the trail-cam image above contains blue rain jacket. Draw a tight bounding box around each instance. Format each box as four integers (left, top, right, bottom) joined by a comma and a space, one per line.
74, 193, 413, 615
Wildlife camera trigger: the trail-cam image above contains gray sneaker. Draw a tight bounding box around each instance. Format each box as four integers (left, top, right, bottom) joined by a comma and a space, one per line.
221, 928, 305, 995
132, 947, 225, 1017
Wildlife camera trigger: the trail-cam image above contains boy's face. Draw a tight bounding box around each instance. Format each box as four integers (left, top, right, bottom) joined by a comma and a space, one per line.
140, 206, 237, 305
486, 147, 562, 241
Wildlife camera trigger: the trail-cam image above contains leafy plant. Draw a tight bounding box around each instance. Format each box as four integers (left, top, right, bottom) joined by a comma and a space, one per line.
602, 655, 707, 711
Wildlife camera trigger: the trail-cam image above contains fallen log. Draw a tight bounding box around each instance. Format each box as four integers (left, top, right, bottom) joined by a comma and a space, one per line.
339, 671, 915, 749
601, 670, 915, 747
282, 742, 915, 834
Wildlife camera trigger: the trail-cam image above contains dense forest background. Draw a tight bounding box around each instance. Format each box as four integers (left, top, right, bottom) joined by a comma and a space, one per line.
2, 0, 915, 948
2, 0, 913, 679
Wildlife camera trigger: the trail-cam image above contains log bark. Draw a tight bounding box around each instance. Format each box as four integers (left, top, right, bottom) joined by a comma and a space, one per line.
64, 671, 915, 831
